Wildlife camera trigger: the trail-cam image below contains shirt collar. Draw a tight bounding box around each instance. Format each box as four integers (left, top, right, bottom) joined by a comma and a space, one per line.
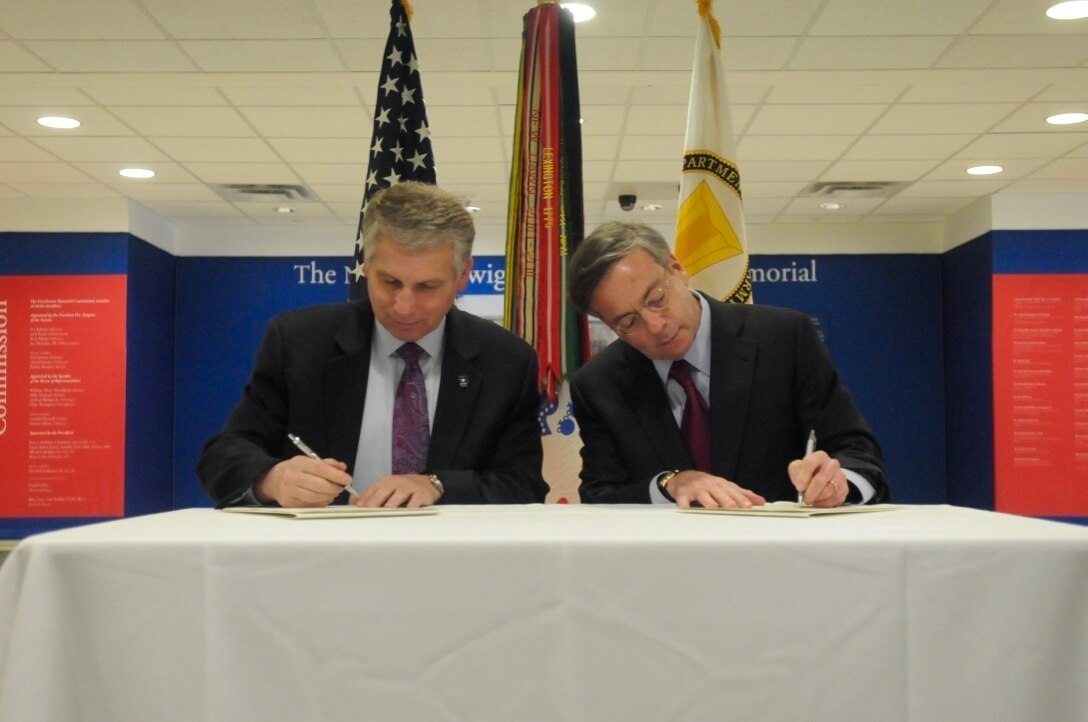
652, 291, 711, 382
373, 317, 446, 364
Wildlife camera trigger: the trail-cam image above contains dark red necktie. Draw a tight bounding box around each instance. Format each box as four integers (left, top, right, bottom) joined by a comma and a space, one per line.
669, 359, 711, 472
392, 342, 429, 474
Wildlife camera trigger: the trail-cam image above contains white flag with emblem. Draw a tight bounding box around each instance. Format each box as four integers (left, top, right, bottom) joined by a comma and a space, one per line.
674, 0, 751, 303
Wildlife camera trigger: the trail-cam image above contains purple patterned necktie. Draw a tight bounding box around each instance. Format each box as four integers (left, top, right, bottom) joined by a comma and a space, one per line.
392, 342, 429, 474
669, 359, 712, 472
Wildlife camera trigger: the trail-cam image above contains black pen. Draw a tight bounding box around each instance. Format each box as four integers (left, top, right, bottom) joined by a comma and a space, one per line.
799, 429, 816, 505
288, 433, 360, 497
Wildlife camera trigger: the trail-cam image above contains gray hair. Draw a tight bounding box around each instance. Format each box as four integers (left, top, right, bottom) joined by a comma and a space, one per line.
568, 221, 672, 317
361, 182, 475, 274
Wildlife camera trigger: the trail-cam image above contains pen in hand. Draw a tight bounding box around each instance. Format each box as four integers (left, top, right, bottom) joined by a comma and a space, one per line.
288, 433, 360, 497
799, 429, 816, 505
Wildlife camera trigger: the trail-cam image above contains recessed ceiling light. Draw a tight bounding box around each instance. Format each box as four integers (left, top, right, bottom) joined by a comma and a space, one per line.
119, 168, 155, 179
819, 202, 845, 210
1046, 1, 1088, 20
641, 203, 663, 211
1046, 112, 1088, 125
37, 116, 80, 129
967, 165, 1003, 176
464, 205, 482, 214
275, 206, 296, 214
561, 3, 596, 22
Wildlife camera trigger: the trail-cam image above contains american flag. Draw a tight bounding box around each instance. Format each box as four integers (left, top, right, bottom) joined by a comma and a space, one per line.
349, 0, 436, 300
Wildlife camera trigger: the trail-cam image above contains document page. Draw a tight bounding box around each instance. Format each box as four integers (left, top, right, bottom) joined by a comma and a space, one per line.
221, 506, 438, 519
680, 502, 901, 518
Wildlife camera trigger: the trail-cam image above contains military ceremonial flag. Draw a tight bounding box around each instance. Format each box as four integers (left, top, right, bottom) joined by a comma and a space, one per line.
349, 0, 436, 300
504, 0, 587, 403
674, 0, 751, 303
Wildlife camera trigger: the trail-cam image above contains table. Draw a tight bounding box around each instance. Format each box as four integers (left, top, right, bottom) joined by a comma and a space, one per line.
1, 505, 1087, 721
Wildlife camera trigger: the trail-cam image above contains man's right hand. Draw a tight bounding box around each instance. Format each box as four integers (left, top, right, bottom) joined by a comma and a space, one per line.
254, 455, 353, 507
664, 470, 765, 509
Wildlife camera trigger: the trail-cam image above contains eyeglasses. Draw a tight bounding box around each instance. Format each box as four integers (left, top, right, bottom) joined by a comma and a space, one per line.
613, 275, 673, 337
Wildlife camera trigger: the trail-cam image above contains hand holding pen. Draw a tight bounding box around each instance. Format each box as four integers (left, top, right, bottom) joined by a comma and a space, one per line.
789, 428, 847, 507
250, 434, 359, 507
289, 434, 361, 497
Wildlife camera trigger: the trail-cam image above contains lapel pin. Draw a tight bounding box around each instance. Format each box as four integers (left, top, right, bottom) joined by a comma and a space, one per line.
458, 375, 469, 388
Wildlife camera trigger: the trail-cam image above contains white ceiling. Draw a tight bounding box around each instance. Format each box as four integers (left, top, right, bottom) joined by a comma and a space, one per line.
1, 0, 1087, 255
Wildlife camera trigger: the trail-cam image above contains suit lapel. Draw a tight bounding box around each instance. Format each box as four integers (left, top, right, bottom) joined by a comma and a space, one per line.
428, 308, 481, 468
618, 343, 693, 471
322, 302, 374, 471
706, 297, 756, 480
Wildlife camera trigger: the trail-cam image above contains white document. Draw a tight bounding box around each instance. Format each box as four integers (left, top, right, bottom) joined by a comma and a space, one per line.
680, 502, 901, 518
221, 506, 438, 520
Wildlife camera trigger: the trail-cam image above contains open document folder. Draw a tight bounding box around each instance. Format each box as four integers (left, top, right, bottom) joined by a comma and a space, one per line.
680, 502, 901, 518
221, 506, 438, 520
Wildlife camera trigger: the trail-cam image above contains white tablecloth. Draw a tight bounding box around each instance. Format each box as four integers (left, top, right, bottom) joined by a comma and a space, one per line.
1, 505, 1087, 721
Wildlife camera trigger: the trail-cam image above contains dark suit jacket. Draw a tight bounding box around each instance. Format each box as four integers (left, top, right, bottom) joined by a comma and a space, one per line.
198, 300, 547, 506
570, 296, 888, 504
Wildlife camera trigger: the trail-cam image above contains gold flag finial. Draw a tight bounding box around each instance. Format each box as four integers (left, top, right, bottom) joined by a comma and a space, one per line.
696, 0, 722, 49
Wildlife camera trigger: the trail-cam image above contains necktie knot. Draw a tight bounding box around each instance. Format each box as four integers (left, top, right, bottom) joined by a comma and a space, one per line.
668, 359, 697, 391
397, 342, 423, 365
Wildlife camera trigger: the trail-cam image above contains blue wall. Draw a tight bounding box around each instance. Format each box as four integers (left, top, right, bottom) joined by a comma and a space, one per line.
5, 229, 1085, 536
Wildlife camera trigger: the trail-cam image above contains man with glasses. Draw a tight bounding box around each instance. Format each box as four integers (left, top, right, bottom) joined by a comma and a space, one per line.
567, 221, 888, 508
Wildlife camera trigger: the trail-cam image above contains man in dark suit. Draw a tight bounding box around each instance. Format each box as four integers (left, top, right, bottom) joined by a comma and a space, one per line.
198, 182, 546, 508
567, 222, 887, 508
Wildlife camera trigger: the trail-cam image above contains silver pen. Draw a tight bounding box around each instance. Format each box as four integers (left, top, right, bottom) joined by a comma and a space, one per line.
288, 433, 360, 497
799, 429, 817, 505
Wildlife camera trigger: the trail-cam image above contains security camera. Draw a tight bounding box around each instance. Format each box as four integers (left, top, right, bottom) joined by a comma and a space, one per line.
618, 194, 637, 211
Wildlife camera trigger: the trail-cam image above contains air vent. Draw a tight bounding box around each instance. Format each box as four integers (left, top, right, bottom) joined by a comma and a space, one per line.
211, 183, 316, 203
801, 181, 908, 199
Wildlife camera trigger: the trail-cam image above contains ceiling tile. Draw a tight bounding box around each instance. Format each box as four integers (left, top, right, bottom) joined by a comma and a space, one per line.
991, 103, 1088, 132
0, 137, 60, 162
955, 133, 1086, 159
616, 135, 683, 162
73, 161, 199, 184
85, 87, 228, 106
924, 158, 1050, 181
182, 41, 344, 73
970, 0, 1086, 35
0, 0, 165, 39
810, 0, 993, 36
24, 41, 198, 72
32, 136, 168, 162
738, 135, 854, 161
139, 0, 328, 39
748, 104, 886, 135
239, 106, 367, 138
109, 182, 223, 202
898, 179, 1009, 197
0, 162, 94, 184
937, 35, 1088, 69
899, 84, 1044, 103
721, 37, 799, 71
843, 135, 975, 161
221, 86, 360, 107
620, 105, 686, 135
869, 103, 1019, 134
0, 42, 51, 71
9, 183, 117, 198
112, 106, 255, 137
0, 88, 95, 106
431, 162, 508, 185
152, 137, 281, 163
648, 0, 825, 38
1026, 157, 1088, 179
575, 38, 643, 72
427, 106, 501, 138
267, 138, 367, 165
181, 162, 301, 185
821, 159, 940, 181
790, 36, 953, 70
734, 160, 831, 183
767, 85, 906, 104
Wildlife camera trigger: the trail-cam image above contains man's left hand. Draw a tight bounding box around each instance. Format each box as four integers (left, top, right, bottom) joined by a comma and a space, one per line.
352, 474, 442, 508
789, 450, 847, 507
